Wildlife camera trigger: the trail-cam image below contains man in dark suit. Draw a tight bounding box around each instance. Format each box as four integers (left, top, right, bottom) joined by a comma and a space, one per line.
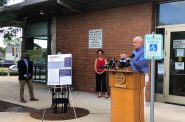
18, 52, 38, 103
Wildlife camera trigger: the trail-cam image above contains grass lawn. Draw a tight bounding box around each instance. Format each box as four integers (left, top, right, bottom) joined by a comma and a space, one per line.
0, 67, 8, 72
0, 67, 18, 76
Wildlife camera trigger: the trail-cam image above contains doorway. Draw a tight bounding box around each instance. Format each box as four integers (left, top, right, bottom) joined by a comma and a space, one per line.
24, 21, 51, 83
156, 25, 185, 105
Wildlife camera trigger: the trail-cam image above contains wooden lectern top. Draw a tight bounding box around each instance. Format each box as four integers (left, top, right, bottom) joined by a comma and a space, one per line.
105, 68, 142, 74
106, 69, 145, 90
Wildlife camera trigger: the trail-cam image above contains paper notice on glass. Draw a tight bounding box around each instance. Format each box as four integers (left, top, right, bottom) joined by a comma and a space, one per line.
175, 62, 184, 70
158, 63, 164, 74
173, 40, 185, 49
176, 49, 185, 57
47, 69, 59, 85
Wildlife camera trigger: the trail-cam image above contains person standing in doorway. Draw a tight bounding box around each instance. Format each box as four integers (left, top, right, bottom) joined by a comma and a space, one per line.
95, 49, 109, 98
18, 52, 38, 103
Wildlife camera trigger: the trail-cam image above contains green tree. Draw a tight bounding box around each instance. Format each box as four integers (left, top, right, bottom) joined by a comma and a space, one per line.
3, 36, 21, 46
0, 0, 9, 7
0, 47, 6, 53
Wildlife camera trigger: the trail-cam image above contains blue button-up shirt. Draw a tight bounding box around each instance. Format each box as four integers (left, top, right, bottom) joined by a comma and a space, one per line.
131, 47, 149, 73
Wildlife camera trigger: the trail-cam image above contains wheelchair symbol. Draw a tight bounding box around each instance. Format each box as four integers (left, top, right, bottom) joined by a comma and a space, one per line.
149, 44, 157, 51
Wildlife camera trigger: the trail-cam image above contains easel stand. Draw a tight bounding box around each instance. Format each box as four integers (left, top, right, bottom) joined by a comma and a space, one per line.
50, 85, 70, 114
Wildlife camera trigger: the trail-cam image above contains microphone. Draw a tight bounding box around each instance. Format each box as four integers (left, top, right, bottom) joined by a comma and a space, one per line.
106, 58, 117, 69
118, 54, 135, 68
99, 64, 107, 69
99, 58, 117, 69
129, 54, 135, 59
125, 54, 135, 61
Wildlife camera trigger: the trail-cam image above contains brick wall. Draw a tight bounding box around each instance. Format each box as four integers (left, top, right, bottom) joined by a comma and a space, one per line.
56, 2, 153, 101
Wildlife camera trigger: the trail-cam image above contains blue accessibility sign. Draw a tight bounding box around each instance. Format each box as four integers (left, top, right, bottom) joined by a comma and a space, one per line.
144, 34, 163, 60
149, 44, 157, 51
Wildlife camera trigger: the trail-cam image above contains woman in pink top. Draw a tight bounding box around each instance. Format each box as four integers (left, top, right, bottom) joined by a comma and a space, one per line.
95, 49, 109, 98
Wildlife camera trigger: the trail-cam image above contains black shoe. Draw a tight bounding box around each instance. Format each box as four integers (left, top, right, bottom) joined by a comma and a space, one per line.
20, 99, 27, 103
30, 98, 39, 101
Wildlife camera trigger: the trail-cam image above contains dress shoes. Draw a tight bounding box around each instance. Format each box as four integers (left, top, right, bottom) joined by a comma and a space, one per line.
30, 98, 39, 101
20, 99, 27, 103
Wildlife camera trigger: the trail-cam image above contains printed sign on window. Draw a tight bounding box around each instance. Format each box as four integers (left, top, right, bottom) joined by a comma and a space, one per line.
173, 40, 185, 49
175, 62, 184, 70
176, 49, 185, 57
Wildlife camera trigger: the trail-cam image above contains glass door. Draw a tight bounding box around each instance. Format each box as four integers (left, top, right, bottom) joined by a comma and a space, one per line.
165, 26, 185, 104
155, 28, 165, 102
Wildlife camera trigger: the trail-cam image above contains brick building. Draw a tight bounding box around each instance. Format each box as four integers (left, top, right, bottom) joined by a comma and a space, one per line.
55, 2, 153, 101
2, 0, 185, 104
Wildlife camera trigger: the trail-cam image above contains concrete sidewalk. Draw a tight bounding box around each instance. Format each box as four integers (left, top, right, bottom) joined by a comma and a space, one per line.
0, 76, 185, 122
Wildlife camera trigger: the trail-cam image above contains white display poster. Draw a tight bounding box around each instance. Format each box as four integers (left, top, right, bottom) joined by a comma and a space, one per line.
175, 62, 184, 70
89, 29, 103, 48
47, 54, 72, 85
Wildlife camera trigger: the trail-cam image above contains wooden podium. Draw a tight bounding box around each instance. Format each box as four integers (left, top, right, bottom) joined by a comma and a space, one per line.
107, 69, 145, 122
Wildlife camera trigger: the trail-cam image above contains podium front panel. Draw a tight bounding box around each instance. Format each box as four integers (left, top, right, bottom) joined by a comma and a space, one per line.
107, 70, 144, 122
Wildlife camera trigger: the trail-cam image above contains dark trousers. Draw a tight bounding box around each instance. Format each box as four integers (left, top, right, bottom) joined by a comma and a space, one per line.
96, 72, 107, 92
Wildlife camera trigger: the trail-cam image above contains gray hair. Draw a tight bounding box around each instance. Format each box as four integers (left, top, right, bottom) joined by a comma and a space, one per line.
133, 36, 143, 44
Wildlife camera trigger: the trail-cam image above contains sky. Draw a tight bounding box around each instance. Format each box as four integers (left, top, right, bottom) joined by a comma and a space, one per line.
34, 39, 47, 48
159, 1, 185, 25
7, 0, 24, 5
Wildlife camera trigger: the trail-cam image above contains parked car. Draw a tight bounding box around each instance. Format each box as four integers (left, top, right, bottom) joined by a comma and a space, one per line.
8, 65, 18, 73
8, 64, 46, 73
0, 60, 15, 67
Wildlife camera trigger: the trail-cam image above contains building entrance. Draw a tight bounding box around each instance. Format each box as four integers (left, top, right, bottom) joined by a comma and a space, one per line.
23, 21, 51, 83
156, 25, 185, 105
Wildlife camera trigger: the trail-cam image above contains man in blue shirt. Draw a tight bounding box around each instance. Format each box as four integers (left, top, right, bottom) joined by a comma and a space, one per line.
131, 36, 149, 73
131, 36, 149, 106
120, 36, 149, 104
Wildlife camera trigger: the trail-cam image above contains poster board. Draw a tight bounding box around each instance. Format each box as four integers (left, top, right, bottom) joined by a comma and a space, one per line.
47, 54, 72, 85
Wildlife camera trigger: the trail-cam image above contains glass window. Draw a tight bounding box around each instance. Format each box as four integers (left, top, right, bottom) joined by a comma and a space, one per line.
155, 28, 165, 94
157, 1, 185, 25
169, 31, 185, 96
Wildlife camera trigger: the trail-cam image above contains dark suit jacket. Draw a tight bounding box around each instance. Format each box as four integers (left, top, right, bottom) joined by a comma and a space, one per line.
18, 59, 33, 80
